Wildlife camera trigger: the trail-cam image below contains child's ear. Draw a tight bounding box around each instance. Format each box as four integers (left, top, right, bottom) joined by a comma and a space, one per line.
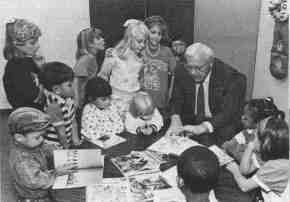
14, 133, 26, 143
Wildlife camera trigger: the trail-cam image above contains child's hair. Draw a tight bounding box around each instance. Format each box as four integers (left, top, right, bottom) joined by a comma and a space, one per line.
144, 15, 170, 45
258, 115, 289, 161
40, 62, 74, 91
244, 97, 284, 124
8, 107, 50, 136
114, 19, 149, 59
129, 91, 155, 118
177, 146, 220, 193
75, 27, 103, 60
3, 19, 41, 60
84, 77, 112, 104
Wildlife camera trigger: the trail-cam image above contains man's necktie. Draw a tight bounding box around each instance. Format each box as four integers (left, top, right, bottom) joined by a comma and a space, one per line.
196, 83, 205, 121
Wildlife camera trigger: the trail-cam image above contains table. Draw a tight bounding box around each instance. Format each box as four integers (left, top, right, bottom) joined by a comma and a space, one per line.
52, 127, 168, 202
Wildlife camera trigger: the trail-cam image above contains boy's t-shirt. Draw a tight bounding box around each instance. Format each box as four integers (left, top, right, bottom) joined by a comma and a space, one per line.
9, 142, 56, 199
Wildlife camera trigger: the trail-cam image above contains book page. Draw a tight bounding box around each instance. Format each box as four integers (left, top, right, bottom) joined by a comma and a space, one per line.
129, 173, 171, 202
153, 188, 186, 202
87, 134, 126, 149
148, 136, 201, 155
53, 168, 103, 189
53, 149, 103, 169
160, 166, 178, 187
208, 145, 234, 166
86, 178, 132, 202
111, 151, 162, 177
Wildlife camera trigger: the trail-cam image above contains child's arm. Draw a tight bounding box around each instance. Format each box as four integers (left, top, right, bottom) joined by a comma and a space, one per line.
226, 162, 259, 192
98, 55, 115, 81
71, 118, 80, 146
148, 108, 164, 132
240, 141, 259, 175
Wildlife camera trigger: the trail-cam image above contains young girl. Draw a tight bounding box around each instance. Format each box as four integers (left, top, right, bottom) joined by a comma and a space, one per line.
81, 77, 124, 141
226, 114, 289, 202
222, 97, 281, 162
3, 19, 45, 109
98, 19, 149, 117
125, 91, 163, 135
74, 28, 105, 109
143, 16, 176, 112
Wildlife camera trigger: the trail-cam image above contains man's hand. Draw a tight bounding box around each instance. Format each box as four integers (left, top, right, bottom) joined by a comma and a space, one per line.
182, 123, 209, 136
165, 115, 183, 136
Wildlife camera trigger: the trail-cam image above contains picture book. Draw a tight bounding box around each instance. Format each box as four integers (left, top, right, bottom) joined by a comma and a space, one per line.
111, 150, 168, 177
209, 145, 234, 166
148, 135, 200, 155
85, 134, 126, 149
53, 149, 104, 189
86, 178, 132, 202
153, 188, 186, 202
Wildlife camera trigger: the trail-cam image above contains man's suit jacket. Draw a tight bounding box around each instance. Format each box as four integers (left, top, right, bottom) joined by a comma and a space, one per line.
171, 58, 246, 143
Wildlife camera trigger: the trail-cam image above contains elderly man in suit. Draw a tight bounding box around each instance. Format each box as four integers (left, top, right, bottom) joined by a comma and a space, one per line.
167, 43, 255, 202
167, 42, 246, 146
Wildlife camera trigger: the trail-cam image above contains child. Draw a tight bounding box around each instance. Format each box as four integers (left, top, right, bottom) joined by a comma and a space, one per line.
171, 39, 187, 65
222, 97, 281, 162
125, 91, 163, 135
177, 146, 220, 202
40, 62, 80, 148
8, 107, 75, 202
226, 115, 289, 202
74, 28, 105, 109
81, 77, 124, 141
3, 19, 45, 109
143, 16, 176, 112
98, 19, 149, 117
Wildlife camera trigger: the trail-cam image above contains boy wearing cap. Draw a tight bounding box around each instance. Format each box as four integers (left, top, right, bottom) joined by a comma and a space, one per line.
40, 62, 80, 149
177, 146, 220, 202
8, 107, 75, 202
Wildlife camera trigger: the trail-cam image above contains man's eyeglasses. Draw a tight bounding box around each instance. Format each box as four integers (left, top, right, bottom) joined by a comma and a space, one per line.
185, 62, 210, 74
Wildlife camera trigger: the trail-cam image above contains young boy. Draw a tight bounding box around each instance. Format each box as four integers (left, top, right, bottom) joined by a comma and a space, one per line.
177, 146, 220, 202
8, 107, 75, 202
40, 62, 80, 148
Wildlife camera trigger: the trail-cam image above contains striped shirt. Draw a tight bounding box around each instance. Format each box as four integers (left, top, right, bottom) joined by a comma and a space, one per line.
44, 92, 76, 147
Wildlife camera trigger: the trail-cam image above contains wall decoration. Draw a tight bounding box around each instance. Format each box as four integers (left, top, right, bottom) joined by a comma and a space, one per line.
268, 0, 288, 79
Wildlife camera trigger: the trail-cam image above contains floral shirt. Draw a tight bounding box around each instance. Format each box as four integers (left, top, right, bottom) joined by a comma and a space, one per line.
81, 103, 124, 140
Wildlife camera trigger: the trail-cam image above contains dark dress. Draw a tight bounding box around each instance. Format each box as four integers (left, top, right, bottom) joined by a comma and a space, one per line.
3, 57, 43, 109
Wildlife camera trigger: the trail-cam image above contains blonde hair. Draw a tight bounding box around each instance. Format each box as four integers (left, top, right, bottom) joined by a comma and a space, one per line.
129, 91, 155, 118
114, 19, 149, 59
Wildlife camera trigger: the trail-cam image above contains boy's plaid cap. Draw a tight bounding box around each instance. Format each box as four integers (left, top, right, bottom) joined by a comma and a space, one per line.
8, 107, 51, 134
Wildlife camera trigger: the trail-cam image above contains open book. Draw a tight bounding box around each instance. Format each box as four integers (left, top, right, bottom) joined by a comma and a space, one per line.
148, 135, 201, 155
129, 172, 172, 202
84, 134, 126, 149
86, 178, 132, 202
208, 145, 234, 166
53, 149, 104, 189
111, 150, 168, 177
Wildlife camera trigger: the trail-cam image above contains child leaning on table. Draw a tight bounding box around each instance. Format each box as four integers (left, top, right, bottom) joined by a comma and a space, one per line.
81, 77, 124, 141
125, 91, 163, 135
177, 146, 220, 202
226, 114, 289, 202
8, 107, 75, 202
222, 97, 281, 163
40, 62, 80, 149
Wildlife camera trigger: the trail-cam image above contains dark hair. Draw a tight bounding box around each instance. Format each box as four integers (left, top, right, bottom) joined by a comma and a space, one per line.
84, 77, 112, 104
258, 116, 289, 161
40, 62, 74, 91
144, 15, 170, 45
245, 97, 284, 123
177, 146, 220, 193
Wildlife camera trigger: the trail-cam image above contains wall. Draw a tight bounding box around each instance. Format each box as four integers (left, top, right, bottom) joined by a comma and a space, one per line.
194, 0, 261, 99
253, 0, 288, 119
0, 0, 90, 108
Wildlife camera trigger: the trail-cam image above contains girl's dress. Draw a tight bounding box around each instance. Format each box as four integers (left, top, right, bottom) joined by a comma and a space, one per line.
251, 159, 289, 202
124, 108, 163, 134
3, 57, 43, 109
98, 52, 144, 116
81, 103, 124, 140
142, 45, 176, 110
74, 54, 99, 108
